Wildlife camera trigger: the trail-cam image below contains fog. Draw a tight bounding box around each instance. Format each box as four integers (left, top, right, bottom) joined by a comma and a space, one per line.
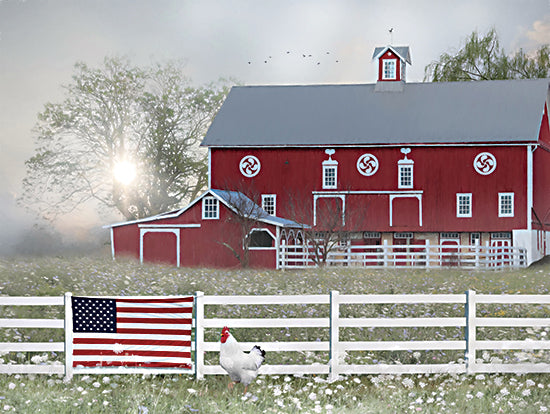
0, 0, 548, 256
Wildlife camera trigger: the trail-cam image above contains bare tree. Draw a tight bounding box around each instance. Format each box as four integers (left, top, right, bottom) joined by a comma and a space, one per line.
216, 188, 269, 268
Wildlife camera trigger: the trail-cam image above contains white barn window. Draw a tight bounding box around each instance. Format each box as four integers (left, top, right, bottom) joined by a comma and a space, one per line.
202, 196, 219, 219
262, 194, 276, 215
499, 193, 514, 217
398, 159, 414, 189
456, 193, 472, 218
382, 59, 397, 80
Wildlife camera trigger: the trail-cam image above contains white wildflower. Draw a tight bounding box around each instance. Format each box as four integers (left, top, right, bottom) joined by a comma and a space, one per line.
402, 377, 414, 388
273, 387, 282, 396
308, 392, 317, 401
93, 382, 100, 388
325, 388, 333, 395
526, 379, 536, 387
102, 376, 110, 384
7, 383, 15, 390
476, 392, 484, 398
522, 389, 531, 397
325, 404, 334, 410
187, 388, 197, 394
540, 406, 548, 412
353, 377, 361, 384
500, 387, 510, 396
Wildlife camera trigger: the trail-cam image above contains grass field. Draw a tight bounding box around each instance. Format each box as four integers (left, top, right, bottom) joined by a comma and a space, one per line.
1, 255, 550, 413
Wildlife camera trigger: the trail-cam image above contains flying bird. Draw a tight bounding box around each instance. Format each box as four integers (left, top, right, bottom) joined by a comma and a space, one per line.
219, 326, 266, 394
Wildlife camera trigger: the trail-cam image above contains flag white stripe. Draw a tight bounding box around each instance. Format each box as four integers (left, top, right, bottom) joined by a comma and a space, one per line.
117, 312, 191, 319
73, 344, 188, 352
73, 333, 191, 341
116, 302, 193, 309
73, 355, 190, 363
117, 323, 189, 330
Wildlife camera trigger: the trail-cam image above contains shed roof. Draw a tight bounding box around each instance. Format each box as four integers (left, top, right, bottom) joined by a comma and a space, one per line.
105, 189, 305, 229
201, 78, 550, 147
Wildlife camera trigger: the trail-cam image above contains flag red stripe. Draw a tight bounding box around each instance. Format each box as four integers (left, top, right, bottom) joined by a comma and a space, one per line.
73, 361, 192, 368
116, 297, 194, 303
74, 350, 191, 358
117, 317, 192, 324
73, 338, 191, 346
116, 307, 192, 314
116, 328, 191, 335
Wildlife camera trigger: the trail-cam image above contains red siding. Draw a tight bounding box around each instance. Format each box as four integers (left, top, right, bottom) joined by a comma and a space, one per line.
112, 198, 277, 268
211, 145, 528, 233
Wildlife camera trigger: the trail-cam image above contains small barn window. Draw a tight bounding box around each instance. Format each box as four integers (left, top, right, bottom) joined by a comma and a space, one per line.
398, 162, 413, 189
323, 164, 337, 189
262, 194, 276, 215
382, 59, 397, 80
202, 197, 219, 219
456, 193, 472, 218
498, 193, 514, 217
248, 229, 275, 249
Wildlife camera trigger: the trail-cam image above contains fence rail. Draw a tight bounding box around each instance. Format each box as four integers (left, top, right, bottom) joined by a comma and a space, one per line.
1, 291, 550, 379
279, 243, 527, 269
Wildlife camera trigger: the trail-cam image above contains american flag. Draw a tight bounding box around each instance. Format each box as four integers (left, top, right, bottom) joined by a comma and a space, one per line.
71, 296, 193, 369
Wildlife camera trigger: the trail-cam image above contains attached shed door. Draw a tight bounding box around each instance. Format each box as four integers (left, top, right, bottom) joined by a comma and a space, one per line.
141, 229, 180, 267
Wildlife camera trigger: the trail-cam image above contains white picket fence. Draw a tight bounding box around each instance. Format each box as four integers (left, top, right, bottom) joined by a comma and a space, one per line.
279, 242, 528, 269
1, 291, 550, 379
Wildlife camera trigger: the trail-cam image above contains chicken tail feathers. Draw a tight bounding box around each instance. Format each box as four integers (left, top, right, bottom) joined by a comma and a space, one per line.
250, 345, 266, 368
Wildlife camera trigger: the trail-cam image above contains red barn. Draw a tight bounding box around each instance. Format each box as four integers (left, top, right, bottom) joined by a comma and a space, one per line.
107, 45, 550, 268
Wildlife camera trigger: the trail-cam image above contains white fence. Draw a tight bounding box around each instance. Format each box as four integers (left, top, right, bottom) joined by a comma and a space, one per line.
279, 242, 527, 270
2, 291, 550, 379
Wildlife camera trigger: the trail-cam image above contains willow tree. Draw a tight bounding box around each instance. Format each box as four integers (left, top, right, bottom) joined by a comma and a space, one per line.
424, 28, 550, 81
21, 57, 229, 221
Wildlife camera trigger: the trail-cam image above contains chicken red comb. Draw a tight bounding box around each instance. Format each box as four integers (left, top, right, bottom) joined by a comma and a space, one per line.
222, 326, 230, 333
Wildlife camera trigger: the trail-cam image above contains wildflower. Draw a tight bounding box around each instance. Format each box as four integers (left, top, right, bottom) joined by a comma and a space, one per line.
500, 388, 510, 396
7, 384, 15, 390
476, 392, 484, 398
187, 389, 197, 394
402, 377, 414, 388
522, 389, 531, 397
93, 382, 101, 388
325, 388, 333, 395
353, 377, 361, 384
526, 379, 536, 387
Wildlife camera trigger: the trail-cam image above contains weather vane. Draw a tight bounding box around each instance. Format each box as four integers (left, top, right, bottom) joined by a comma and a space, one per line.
389, 27, 394, 44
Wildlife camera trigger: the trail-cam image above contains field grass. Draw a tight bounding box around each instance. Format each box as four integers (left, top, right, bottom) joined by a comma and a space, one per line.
1, 255, 550, 412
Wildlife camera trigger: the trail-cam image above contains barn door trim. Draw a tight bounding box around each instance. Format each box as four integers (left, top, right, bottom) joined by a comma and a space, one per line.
389, 194, 423, 227
140, 228, 181, 267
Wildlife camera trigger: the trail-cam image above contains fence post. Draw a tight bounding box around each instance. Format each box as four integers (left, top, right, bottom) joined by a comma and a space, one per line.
329, 290, 340, 383
195, 291, 205, 380
64, 292, 74, 381
383, 239, 389, 267
465, 290, 477, 375
425, 240, 431, 269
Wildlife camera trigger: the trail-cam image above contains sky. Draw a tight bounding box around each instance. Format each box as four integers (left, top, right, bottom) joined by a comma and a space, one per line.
0, 0, 549, 254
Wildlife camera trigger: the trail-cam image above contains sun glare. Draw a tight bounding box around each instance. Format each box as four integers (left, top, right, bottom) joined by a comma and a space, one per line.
113, 160, 137, 185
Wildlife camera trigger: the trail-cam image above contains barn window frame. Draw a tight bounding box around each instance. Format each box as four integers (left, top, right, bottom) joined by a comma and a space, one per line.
202, 196, 219, 220
498, 192, 514, 217
322, 163, 338, 189
382, 59, 397, 80
456, 193, 472, 218
247, 228, 276, 250
398, 160, 414, 189
262, 194, 276, 215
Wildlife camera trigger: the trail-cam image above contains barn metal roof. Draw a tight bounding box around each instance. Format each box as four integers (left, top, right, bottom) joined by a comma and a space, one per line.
105, 189, 306, 229
201, 78, 550, 147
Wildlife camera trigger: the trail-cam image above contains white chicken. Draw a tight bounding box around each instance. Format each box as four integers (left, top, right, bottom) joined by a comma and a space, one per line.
219, 326, 265, 393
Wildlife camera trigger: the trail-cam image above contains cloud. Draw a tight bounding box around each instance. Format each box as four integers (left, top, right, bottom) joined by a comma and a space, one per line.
526, 14, 550, 45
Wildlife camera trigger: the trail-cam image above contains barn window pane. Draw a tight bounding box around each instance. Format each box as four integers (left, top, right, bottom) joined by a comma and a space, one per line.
323, 165, 337, 189
499, 193, 514, 217
202, 197, 219, 219
382, 59, 397, 80
398, 164, 413, 188
249, 229, 274, 248
262, 194, 276, 215
456, 193, 472, 217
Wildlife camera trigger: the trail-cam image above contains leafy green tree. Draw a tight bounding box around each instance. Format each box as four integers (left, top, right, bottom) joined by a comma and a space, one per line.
424, 28, 550, 81
21, 57, 229, 221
